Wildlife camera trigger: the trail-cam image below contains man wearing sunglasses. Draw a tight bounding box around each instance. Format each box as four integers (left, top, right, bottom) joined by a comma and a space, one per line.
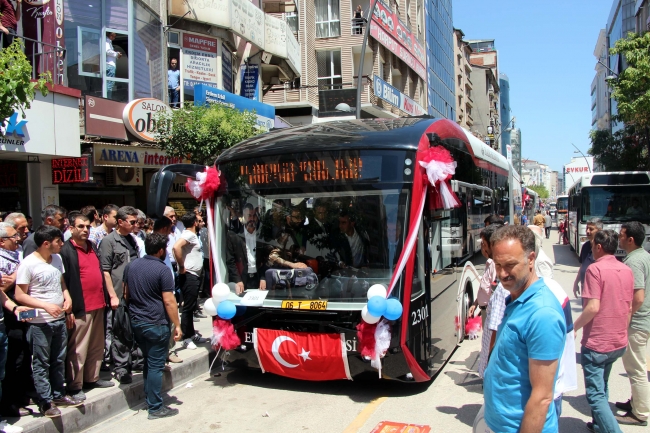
60, 214, 114, 401
99, 206, 141, 384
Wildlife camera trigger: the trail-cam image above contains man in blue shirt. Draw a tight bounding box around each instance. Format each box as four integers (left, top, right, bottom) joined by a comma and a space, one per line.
168, 58, 180, 108
484, 225, 566, 433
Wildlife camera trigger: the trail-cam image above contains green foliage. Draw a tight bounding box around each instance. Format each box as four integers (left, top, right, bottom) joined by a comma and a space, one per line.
589, 126, 647, 171
154, 102, 260, 165
527, 185, 549, 199
609, 32, 650, 129
0, 39, 51, 121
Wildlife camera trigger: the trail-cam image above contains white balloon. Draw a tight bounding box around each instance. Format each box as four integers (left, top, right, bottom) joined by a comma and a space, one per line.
361, 305, 381, 324
203, 298, 217, 316
366, 284, 387, 300
212, 283, 231, 304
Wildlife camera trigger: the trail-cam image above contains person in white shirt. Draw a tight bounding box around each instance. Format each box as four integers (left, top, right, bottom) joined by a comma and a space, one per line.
105, 32, 122, 99
172, 212, 207, 350
15, 226, 81, 417
528, 225, 553, 279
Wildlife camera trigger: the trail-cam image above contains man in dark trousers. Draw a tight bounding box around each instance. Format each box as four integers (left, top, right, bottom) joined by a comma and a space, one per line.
60, 214, 114, 401
124, 233, 182, 419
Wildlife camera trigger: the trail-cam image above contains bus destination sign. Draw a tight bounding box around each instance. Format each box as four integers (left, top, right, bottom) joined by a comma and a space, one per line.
239, 158, 363, 185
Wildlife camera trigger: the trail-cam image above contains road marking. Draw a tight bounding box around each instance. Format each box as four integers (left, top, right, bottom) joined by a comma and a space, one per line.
342, 396, 388, 433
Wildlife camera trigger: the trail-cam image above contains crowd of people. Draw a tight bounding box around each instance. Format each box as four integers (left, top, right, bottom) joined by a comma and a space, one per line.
474, 215, 650, 433
0, 204, 215, 427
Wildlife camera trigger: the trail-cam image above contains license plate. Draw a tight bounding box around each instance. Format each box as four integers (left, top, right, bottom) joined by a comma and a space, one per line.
281, 300, 328, 310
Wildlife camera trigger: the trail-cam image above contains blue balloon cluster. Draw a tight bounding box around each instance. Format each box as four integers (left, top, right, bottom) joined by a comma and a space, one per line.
366, 296, 403, 321
217, 300, 236, 320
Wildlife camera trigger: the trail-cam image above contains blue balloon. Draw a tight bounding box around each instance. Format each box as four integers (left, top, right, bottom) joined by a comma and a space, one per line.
384, 298, 403, 321
217, 300, 237, 320
367, 296, 387, 318
235, 304, 247, 317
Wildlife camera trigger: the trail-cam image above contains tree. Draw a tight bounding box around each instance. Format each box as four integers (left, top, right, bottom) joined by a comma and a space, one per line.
592, 31, 650, 169
0, 39, 51, 122
527, 185, 549, 199
154, 103, 260, 165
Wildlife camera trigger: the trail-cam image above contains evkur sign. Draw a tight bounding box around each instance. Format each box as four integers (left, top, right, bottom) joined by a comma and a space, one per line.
122, 98, 171, 142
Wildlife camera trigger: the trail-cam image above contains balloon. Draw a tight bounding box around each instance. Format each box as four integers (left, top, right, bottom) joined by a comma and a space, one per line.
217, 300, 236, 320
235, 304, 247, 317
212, 283, 231, 305
361, 305, 381, 324
367, 296, 387, 318
366, 284, 387, 300
203, 298, 217, 317
384, 298, 403, 321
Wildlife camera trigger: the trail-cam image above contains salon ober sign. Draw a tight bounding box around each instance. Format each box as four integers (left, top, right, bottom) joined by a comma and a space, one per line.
122, 98, 171, 143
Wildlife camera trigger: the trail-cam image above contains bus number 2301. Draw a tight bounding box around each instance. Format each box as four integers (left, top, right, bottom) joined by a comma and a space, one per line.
411, 305, 429, 325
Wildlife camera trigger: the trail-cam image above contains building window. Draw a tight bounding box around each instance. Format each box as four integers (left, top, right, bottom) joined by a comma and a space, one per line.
315, 0, 340, 38
317, 50, 342, 89
286, 12, 299, 34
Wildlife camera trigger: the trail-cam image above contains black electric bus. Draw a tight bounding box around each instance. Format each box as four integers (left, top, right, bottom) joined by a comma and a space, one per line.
149, 118, 519, 382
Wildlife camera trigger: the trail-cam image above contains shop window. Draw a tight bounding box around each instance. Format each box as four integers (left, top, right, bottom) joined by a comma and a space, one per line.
315, 0, 340, 38
317, 50, 342, 89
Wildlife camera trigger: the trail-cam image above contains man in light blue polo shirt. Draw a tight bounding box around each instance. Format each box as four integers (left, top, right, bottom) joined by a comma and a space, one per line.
484, 225, 566, 433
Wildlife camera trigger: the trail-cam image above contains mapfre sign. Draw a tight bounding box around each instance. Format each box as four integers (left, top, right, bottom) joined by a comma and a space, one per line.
122, 98, 170, 142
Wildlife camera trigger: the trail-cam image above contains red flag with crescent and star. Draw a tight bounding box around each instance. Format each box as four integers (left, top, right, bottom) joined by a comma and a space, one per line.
253, 329, 352, 381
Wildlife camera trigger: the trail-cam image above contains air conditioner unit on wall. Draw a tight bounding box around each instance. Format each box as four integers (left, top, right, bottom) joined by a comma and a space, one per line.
105, 167, 143, 186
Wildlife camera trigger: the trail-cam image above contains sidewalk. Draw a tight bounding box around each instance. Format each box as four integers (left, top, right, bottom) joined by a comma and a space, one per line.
5, 313, 216, 433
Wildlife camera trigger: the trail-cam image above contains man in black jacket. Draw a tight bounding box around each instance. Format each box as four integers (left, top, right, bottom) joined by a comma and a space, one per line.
60, 214, 114, 401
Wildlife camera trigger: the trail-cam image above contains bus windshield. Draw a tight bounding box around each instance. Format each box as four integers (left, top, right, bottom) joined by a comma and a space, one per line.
557, 197, 568, 211
581, 186, 650, 223
219, 149, 412, 302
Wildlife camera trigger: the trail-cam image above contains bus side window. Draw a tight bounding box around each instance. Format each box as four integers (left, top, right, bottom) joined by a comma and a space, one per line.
411, 216, 426, 300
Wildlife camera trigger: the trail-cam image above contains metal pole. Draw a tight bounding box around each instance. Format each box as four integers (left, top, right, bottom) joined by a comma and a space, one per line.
355, 0, 378, 119
571, 142, 592, 172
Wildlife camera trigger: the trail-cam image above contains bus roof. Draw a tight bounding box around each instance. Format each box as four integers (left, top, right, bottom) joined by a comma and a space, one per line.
568, 171, 650, 190
217, 118, 510, 173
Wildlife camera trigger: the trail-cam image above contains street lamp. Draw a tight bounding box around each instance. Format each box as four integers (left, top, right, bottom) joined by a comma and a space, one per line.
597, 59, 619, 81
571, 143, 592, 173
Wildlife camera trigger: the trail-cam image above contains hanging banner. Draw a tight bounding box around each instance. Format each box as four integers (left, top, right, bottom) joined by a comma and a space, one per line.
182, 33, 219, 95
194, 84, 274, 130
22, 0, 66, 83
231, 0, 265, 49
241, 64, 260, 100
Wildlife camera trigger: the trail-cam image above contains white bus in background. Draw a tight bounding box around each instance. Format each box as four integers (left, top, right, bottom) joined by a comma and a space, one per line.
555, 194, 568, 223
567, 172, 650, 259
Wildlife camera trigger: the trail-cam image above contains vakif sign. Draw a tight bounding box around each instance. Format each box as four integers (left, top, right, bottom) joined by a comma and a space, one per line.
122, 98, 171, 142
373, 76, 425, 116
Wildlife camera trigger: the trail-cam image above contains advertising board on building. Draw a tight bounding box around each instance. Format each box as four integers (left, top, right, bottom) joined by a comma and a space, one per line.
85, 96, 128, 140
318, 89, 357, 117
170, 0, 230, 30
93, 143, 189, 168
194, 84, 275, 130
231, 0, 265, 48
370, 0, 425, 80
182, 33, 219, 95
222, 47, 233, 93
241, 64, 260, 100
122, 98, 171, 143
264, 14, 287, 59
22, 0, 66, 83
51, 156, 92, 184
373, 75, 425, 116
286, 30, 301, 76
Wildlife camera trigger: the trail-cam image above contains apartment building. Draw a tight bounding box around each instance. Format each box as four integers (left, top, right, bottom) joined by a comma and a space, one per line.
499, 73, 512, 158
592, 29, 610, 131
452, 28, 473, 130
467, 39, 500, 151
261, 0, 428, 124
425, 0, 454, 119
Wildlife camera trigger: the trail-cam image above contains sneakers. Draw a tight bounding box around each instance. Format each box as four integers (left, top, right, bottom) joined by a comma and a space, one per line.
182, 334, 208, 350
52, 396, 84, 408
147, 406, 179, 420
191, 334, 208, 344
615, 399, 632, 412
83, 379, 115, 389
168, 352, 183, 363
67, 389, 86, 401
616, 411, 648, 426
39, 402, 61, 418
194, 311, 207, 319
182, 339, 197, 350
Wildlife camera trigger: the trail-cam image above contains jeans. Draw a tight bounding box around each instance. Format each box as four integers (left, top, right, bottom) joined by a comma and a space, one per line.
168, 88, 179, 108
180, 273, 200, 340
2, 317, 33, 409
27, 320, 67, 405
554, 395, 562, 419
131, 321, 170, 413
582, 346, 626, 433
0, 323, 8, 404
106, 64, 116, 98
545, 227, 551, 238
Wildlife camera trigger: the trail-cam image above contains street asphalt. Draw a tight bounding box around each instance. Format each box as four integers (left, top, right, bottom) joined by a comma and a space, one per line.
83, 227, 649, 433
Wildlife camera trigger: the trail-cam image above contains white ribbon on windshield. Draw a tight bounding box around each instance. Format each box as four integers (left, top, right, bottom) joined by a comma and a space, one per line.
419, 159, 460, 209
206, 197, 223, 284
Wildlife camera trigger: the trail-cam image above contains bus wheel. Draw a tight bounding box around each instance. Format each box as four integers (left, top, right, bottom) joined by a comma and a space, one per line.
460, 285, 471, 340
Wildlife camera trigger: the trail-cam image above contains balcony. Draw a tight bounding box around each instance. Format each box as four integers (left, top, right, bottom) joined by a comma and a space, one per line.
465, 95, 473, 108
351, 18, 368, 36
1, 34, 67, 86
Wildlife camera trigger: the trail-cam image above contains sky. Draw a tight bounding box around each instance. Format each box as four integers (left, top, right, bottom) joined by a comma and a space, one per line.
453, 0, 615, 173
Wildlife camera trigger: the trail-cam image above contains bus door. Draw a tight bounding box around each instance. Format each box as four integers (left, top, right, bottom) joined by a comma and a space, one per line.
459, 188, 469, 258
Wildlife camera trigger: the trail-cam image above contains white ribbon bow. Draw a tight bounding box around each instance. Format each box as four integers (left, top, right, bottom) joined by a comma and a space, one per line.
419, 159, 460, 209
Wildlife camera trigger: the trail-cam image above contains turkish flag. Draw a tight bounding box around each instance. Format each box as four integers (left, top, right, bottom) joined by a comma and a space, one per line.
253, 329, 352, 381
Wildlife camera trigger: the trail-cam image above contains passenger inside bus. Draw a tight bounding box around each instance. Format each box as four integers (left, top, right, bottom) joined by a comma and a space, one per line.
626, 198, 643, 216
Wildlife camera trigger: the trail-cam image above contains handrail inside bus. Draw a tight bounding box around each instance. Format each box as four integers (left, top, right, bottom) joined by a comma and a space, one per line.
147, 163, 206, 218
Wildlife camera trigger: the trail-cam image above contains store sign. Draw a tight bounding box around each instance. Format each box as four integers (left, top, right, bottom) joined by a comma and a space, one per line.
286, 29, 301, 76
51, 156, 91, 184
122, 98, 171, 142
194, 84, 275, 130
231, 0, 265, 49
170, 0, 230, 30
370, 0, 425, 78
93, 143, 189, 168
1, 113, 28, 147
182, 33, 219, 94
370, 24, 426, 80
265, 14, 287, 59
222, 47, 233, 93
85, 96, 128, 140
373, 75, 425, 116
241, 64, 259, 100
